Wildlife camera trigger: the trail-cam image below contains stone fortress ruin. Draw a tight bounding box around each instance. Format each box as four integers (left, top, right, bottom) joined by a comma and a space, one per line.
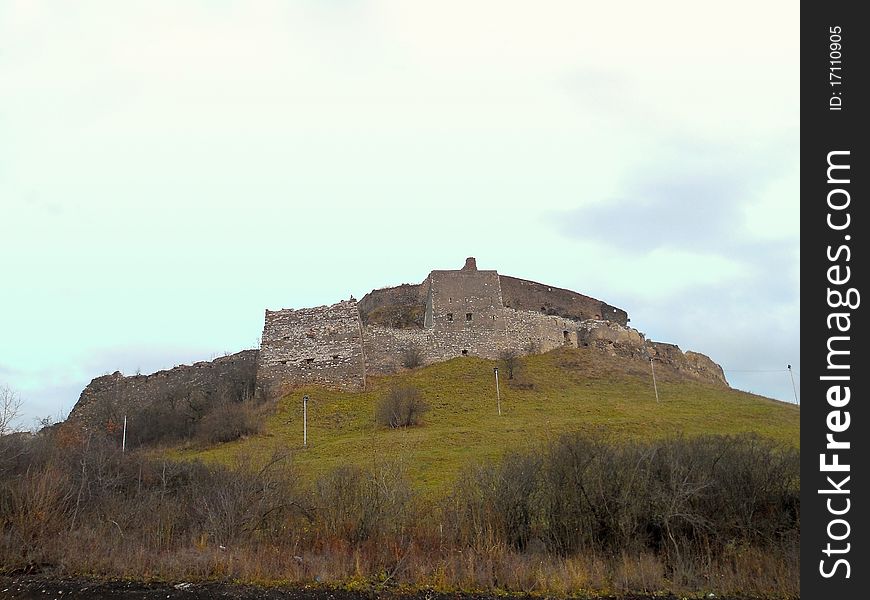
70, 257, 727, 423
256, 257, 726, 397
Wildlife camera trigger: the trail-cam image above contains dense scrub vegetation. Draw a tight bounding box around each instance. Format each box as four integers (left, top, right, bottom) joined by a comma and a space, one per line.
0, 426, 799, 598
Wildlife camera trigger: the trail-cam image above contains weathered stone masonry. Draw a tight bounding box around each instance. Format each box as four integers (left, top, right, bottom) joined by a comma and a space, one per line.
69, 257, 727, 422
258, 257, 727, 393
257, 300, 366, 397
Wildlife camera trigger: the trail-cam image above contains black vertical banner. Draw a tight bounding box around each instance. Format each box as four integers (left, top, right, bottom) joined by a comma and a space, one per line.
802, 3, 868, 597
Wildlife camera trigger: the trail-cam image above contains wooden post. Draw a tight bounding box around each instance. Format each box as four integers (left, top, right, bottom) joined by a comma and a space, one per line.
787, 365, 799, 404
303, 395, 308, 447
649, 358, 659, 403
494, 367, 501, 416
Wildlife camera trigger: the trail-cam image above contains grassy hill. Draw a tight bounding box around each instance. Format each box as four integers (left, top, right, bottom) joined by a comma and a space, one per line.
178, 347, 799, 494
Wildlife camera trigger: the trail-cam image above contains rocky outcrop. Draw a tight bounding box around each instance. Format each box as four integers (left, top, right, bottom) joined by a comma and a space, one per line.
68, 350, 259, 428
358, 283, 425, 328
577, 320, 728, 386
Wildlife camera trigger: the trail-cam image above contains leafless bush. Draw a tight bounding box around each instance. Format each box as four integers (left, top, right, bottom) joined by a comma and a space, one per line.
312, 461, 413, 543
447, 451, 542, 550
196, 402, 262, 444
191, 450, 299, 545
1, 385, 22, 435
375, 386, 429, 428
497, 348, 521, 380
400, 345, 424, 369
522, 340, 540, 355
447, 433, 800, 563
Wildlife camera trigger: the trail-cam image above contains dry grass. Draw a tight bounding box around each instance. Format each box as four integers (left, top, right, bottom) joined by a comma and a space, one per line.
1, 533, 798, 598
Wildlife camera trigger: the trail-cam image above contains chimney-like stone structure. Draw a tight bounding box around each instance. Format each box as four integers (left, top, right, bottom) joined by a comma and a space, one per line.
462, 257, 477, 271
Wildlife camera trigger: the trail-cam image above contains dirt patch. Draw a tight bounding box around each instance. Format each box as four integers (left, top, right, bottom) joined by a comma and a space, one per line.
0, 575, 740, 600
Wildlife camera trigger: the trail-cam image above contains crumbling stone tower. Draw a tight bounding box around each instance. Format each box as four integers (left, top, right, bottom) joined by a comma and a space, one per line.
257, 299, 366, 398
424, 257, 506, 334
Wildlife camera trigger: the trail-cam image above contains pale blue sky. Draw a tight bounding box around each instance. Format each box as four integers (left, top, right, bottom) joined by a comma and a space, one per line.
1, 1, 800, 428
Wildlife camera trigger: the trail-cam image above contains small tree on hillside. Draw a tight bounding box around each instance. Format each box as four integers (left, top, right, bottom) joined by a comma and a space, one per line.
401, 345, 424, 369
1, 385, 22, 435
498, 348, 521, 380
375, 385, 429, 428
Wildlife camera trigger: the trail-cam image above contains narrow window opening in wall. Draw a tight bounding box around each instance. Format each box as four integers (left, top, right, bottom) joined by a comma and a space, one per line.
446, 313, 453, 321
563, 330, 570, 341
466, 313, 472, 321
461, 349, 468, 356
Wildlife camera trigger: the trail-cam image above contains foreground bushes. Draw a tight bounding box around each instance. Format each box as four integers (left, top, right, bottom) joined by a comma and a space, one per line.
0, 429, 798, 596
447, 433, 800, 561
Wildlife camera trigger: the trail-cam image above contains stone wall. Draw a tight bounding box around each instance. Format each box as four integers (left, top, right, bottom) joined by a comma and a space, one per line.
500, 275, 629, 326
362, 307, 583, 375
424, 268, 504, 331
362, 325, 432, 374
67, 349, 259, 428
257, 299, 366, 397
503, 310, 581, 353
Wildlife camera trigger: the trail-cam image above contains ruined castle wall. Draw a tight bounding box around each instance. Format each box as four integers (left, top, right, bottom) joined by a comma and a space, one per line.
68, 350, 259, 428
362, 325, 432, 374
362, 324, 510, 373
257, 300, 366, 397
500, 275, 629, 326
363, 308, 583, 375
503, 310, 581, 352
425, 270, 504, 331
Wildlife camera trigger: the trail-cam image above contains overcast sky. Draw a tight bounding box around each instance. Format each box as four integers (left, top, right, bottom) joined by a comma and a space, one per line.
1, 1, 799, 428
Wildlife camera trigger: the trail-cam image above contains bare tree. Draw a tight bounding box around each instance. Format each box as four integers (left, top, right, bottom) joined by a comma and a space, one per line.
375, 386, 429, 428
498, 348, 521, 380
1, 385, 22, 435
400, 345, 424, 369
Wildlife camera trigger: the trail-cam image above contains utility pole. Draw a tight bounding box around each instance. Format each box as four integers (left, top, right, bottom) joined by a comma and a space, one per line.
649, 357, 660, 403
494, 367, 501, 416
303, 395, 309, 447
122, 415, 127, 453
787, 365, 799, 404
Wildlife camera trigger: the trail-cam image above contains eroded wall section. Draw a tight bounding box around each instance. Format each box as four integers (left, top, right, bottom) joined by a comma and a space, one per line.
257, 299, 366, 397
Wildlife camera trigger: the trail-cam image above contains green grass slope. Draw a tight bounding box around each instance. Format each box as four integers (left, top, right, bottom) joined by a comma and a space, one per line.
179, 347, 799, 494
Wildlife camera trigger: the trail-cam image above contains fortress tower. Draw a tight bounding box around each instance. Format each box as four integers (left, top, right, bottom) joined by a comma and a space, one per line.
424, 258, 505, 332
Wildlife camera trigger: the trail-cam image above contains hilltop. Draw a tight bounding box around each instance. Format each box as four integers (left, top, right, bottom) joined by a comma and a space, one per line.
68, 257, 729, 436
